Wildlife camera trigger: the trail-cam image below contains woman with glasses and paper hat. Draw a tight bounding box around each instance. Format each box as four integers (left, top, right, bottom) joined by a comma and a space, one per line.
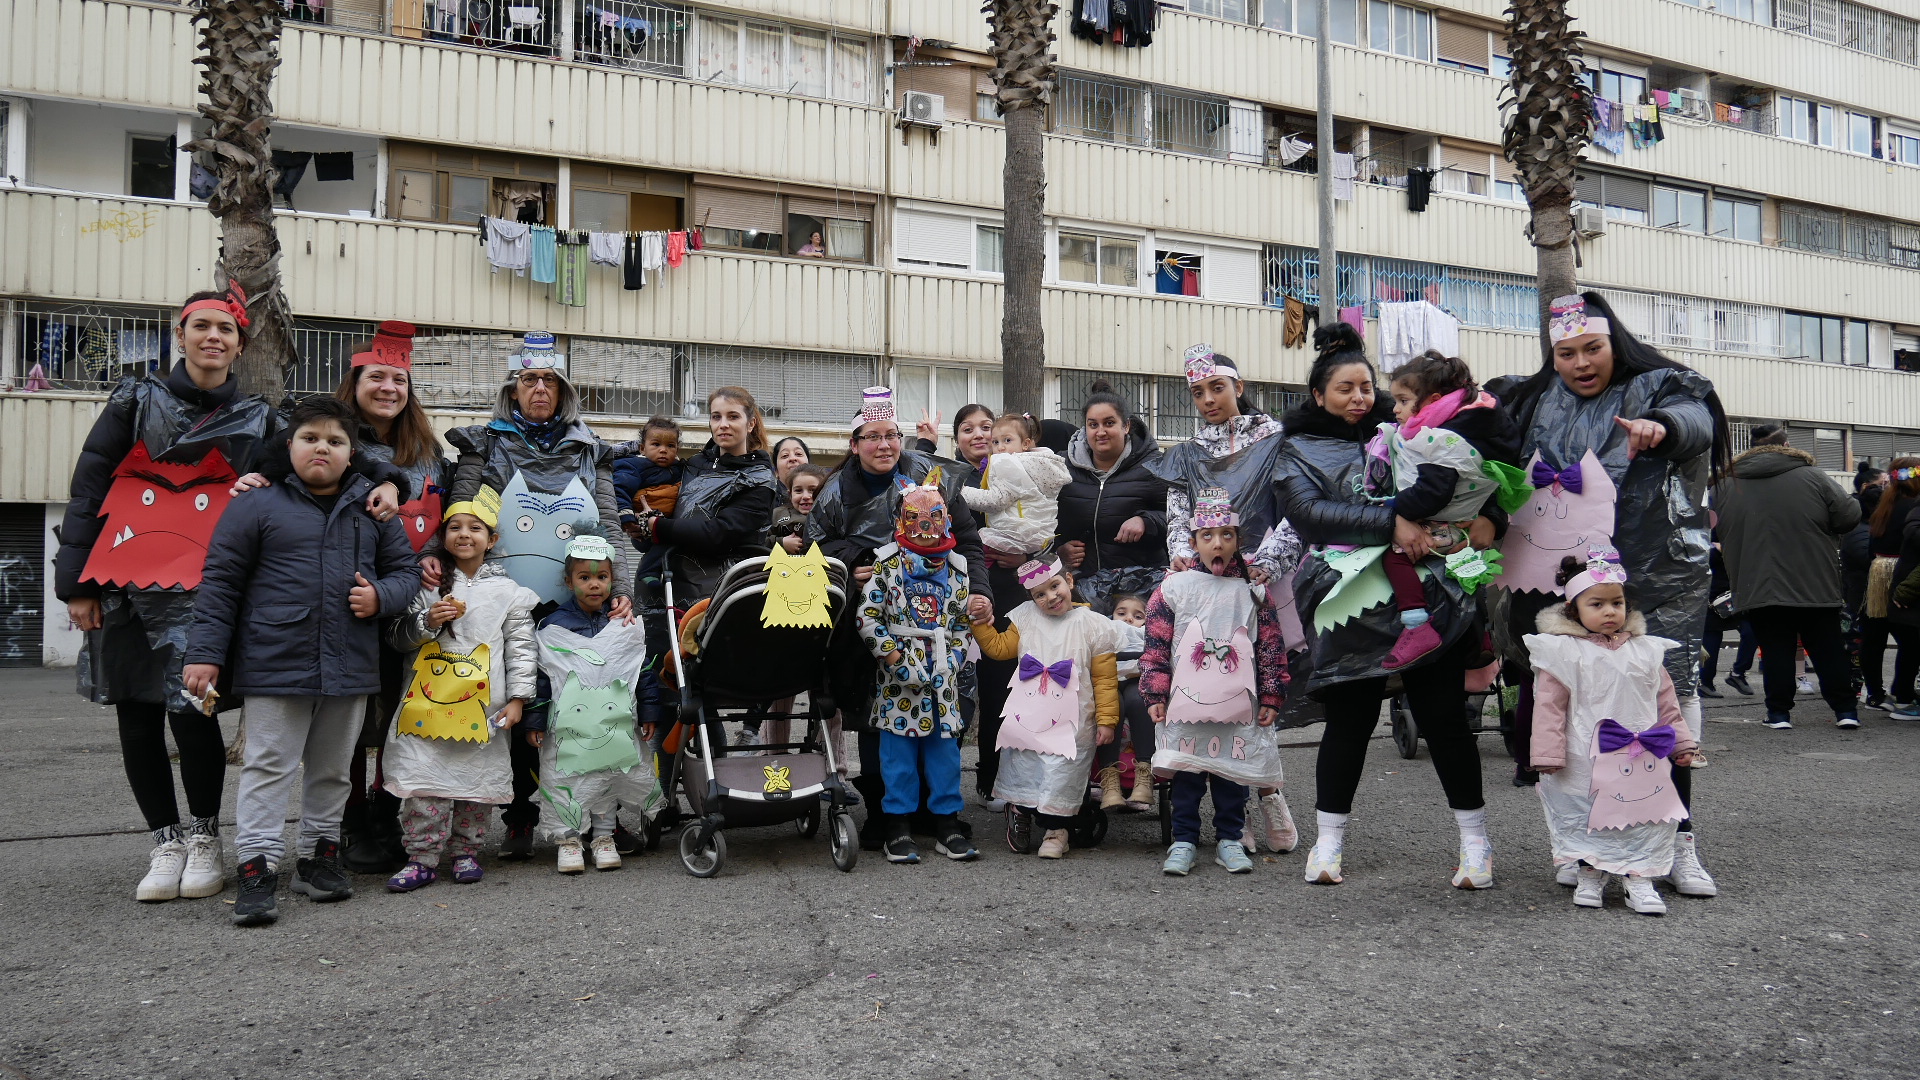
806, 387, 994, 843
427, 331, 632, 859
1489, 292, 1732, 900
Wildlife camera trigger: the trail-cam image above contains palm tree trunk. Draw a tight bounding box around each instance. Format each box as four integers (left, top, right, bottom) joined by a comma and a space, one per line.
1500, 0, 1591, 351
985, 0, 1059, 418
186, 0, 297, 400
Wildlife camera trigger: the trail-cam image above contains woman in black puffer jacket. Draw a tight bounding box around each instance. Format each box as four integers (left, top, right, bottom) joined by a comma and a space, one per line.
1057, 380, 1168, 606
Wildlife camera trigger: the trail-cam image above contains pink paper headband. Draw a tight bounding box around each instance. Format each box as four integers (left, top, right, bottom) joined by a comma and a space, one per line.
1548, 294, 1610, 344
179, 283, 250, 330
1017, 558, 1064, 590
1184, 343, 1239, 385
1565, 544, 1628, 598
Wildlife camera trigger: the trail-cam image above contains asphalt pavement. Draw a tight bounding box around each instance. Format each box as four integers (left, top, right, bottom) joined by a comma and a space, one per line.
2, 665, 1915, 1080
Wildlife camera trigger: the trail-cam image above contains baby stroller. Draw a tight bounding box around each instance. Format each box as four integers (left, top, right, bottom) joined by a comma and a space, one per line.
652, 553, 858, 877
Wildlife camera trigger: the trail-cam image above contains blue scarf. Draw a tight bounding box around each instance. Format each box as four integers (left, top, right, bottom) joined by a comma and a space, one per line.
512, 408, 565, 452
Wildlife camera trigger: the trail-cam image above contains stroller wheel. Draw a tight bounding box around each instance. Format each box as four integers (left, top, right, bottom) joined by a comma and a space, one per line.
1390, 695, 1420, 760
678, 822, 726, 878
796, 804, 821, 839
1068, 805, 1108, 849
828, 812, 858, 872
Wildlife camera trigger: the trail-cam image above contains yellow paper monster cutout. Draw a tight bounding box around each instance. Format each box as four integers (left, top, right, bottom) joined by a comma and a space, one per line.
761, 542, 834, 629
398, 641, 493, 742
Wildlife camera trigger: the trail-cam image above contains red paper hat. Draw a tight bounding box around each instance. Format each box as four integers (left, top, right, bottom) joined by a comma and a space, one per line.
352, 321, 417, 370
80, 444, 240, 591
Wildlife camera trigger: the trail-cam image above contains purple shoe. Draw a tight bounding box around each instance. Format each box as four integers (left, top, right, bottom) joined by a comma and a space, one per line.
386, 860, 437, 893
451, 855, 484, 883
1383, 621, 1443, 671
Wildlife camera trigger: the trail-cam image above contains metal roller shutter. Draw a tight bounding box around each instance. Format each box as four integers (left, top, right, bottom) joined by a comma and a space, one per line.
692, 185, 784, 233
0, 505, 44, 667
1853, 429, 1894, 468
1435, 18, 1489, 67
1204, 245, 1264, 305
1440, 143, 1492, 174
786, 196, 874, 223
896, 209, 974, 268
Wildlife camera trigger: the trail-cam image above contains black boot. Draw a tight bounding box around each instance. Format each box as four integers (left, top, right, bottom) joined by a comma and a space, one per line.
932, 815, 978, 861
882, 816, 920, 864
342, 801, 402, 875
370, 789, 407, 867
852, 774, 886, 851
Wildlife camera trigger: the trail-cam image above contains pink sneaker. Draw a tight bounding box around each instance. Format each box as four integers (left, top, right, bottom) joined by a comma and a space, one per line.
1383, 621, 1443, 671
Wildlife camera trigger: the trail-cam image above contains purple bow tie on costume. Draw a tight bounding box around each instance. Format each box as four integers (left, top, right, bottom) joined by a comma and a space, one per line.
1531, 459, 1583, 493
1018, 654, 1074, 690
1596, 719, 1677, 759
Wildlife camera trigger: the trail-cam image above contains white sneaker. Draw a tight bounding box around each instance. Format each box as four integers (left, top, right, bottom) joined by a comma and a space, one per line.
984, 797, 1008, 813
590, 834, 622, 871
1573, 866, 1607, 908
1555, 862, 1579, 887
179, 832, 225, 898
1451, 838, 1494, 890
1665, 831, 1719, 897
731, 727, 757, 747
557, 838, 586, 874
1624, 876, 1668, 915
1259, 792, 1299, 853
1304, 840, 1343, 884
136, 840, 187, 903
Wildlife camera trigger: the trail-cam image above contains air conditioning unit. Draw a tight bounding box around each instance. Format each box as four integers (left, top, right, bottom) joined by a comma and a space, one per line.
1575, 207, 1608, 239
901, 91, 946, 127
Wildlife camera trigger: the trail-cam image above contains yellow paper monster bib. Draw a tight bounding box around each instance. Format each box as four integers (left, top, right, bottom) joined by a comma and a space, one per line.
399, 641, 494, 742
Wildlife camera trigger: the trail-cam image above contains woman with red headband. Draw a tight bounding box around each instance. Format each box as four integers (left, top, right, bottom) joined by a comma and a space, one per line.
53, 287, 405, 906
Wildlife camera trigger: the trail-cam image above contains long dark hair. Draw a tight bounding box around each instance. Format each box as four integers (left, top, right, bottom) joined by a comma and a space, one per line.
1502, 291, 1732, 480
1307, 323, 1377, 402
1870, 456, 1920, 538
334, 364, 442, 470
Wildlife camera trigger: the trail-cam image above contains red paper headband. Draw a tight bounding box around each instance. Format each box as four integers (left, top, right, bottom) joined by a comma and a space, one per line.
179, 283, 251, 331
352, 320, 418, 370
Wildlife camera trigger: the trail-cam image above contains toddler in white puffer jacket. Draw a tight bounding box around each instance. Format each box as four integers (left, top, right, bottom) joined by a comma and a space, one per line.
963, 414, 1073, 558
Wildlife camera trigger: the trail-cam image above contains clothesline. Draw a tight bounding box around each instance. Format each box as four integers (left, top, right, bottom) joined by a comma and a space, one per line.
480, 217, 706, 309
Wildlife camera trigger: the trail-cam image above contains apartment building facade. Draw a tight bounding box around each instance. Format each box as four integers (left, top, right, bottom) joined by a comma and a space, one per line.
3, 0, 1918, 664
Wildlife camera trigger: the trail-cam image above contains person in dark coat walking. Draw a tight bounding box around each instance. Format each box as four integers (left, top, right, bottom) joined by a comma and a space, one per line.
184, 399, 421, 926
1715, 440, 1862, 729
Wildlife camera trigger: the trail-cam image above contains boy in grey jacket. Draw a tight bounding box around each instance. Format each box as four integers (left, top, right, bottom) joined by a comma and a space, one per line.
185, 399, 421, 926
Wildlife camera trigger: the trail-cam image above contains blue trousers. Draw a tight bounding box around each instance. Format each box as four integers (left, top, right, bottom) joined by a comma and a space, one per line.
878, 731, 963, 817
1169, 770, 1248, 845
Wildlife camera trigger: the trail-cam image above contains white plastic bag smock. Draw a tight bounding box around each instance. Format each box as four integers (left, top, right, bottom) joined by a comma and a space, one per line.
1150, 571, 1284, 789
383, 569, 541, 804
991, 603, 1121, 819
1524, 629, 1681, 877
534, 619, 660, 840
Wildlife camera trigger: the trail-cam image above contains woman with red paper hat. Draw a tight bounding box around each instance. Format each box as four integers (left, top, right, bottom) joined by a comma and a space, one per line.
331, 321, 452, 873
53, 286, 407, 905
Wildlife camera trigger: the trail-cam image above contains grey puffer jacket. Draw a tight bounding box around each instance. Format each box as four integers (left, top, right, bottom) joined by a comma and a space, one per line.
1490, 366, 1718, 692
1716, 445, 1859, 610
444, 418, 630, 599
1276, 401, 1474, 692
185, 473, 422, 697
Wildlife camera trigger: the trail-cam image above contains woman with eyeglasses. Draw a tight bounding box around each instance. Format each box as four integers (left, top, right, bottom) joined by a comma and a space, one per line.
425, 332, 632, 861
806, 387, 995, 846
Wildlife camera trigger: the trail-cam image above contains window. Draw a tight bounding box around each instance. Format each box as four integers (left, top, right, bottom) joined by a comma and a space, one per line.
0, 99, 17, 184
694, 15, 871, 103
1155, 249, 1202, 296
570, 336, 677, 416
1152, 89, 1231, 158
1056, 75, 1149, 147
1889, 129, 1920, 165
1782, 311, 1846, 363
573, 189, 629, 232
1435, 18, 1490, 71
894, 364, 1004, 427
1776, 0, 1918, 65
1850, 320, 1871, 367
570, 163, 686, 233
1848, 111, 1879, 156
1653, 186, 1707, 233
895, 207, 1001, 275
1490, 54, 1512, 79
1574, 171, 1649, 224
388, 143, 557, 226
1329, 0, 1360, 44
1188, 0, 1251, 20
1710, 196, 1762, 242
1593, 69, 1648, 106
1368, 1, 1432, 60
787, 197, 872, 262
686, 345, 878, 424
1058, 231, 1139, 288
129, 135, 174, 200
694, 183, 872, 260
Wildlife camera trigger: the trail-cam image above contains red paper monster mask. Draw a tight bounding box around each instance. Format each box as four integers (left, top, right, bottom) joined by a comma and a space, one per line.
397, 484, 446, 553
81, 444, 239, 591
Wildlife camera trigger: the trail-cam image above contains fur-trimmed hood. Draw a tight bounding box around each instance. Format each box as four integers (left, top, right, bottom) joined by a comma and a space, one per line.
1535, 605, 1648, 645
1730, 442, 1816, 479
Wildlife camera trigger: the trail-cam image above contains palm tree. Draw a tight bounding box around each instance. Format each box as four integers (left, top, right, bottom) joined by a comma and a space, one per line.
983, 0, 1059, 417
185, 0, 297, 399
1500, 0, 1592, 344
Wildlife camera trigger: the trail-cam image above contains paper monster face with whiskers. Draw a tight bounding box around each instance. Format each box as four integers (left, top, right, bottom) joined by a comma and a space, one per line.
761, 542, 835, 629
551, 671, 642, 775
399, 641, 492, 742
495, 472, 595, 604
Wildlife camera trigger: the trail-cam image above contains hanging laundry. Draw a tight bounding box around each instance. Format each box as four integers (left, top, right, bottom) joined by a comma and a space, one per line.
1278, 136, 1313, 167
312, 152, 355, 181
689, 227, 704, 252
641, 232, 668, 272
588, 231, 624, 266
1332, 153, 1356, 202
1339, 306, 1366, 338
270, 151, 312, 204
1376, 300, 1461, 372
666, 230, 688, 268
557, 231, 590, 308
531, 225, 558, 284
1406, 166, 1436, 212
22, 362, 50, 392
1652, 89, 1671, 108
1070, 0, 1156, 47
623, 232, 646, 291
1283, 296, 1315, 349
1591, 99, 1626, 155
484, 216, 532, 273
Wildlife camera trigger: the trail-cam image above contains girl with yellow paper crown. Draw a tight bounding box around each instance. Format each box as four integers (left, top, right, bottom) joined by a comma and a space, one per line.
381, 487, 541, 892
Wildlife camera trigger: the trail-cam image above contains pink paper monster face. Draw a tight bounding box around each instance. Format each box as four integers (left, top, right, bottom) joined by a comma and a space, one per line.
996, 654, 1081, 760
1498, 448, 1618, 595
1586, 723, 1688, 832
1164, 621, 1256, 727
